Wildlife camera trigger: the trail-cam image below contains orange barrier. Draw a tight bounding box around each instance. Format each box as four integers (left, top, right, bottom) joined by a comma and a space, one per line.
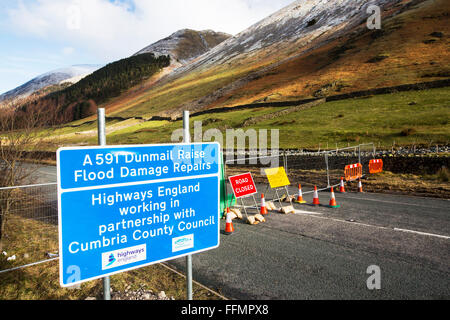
369, 159, 383, 174
345, 163, 363, 181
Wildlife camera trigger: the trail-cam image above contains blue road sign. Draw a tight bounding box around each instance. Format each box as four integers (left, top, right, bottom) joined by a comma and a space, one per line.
57, 143, 220, 287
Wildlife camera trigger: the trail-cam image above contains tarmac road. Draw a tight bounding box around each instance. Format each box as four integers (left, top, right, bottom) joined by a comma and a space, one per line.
169, 184, 450, 300
23, 164, 449, 299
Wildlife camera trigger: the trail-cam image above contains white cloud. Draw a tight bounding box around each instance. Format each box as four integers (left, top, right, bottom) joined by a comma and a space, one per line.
62, 46, 75, 55
4, 0, 294, 62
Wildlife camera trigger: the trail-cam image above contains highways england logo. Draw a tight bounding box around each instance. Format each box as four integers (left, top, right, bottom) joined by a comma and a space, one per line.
106, 253, 116, 267
101, 244, 146, 270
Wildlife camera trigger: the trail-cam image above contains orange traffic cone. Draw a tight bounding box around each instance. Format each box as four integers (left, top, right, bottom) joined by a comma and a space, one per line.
328, 187, 340, 208
339, 177, 346, 193
312, 186, 320, 206
358, 178, 364, 193
225, 208, 234, 235
296, 184, 306, 204
260, 194, 268, 215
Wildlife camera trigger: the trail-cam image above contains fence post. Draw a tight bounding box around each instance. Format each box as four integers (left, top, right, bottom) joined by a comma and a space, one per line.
283, 150, 288, 174
325, 153, 331, 188
98, 108, 111, 301
358, 144, 361, 164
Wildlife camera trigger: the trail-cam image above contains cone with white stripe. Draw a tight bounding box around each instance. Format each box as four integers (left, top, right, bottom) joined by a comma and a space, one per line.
260, 194, 268, 215
339, 177, 346, 193
358, 178, 364, 193
225, 208, 234, 235
295, 184, 306, 204
312, 186, 320, 206
328, 187, 340, 208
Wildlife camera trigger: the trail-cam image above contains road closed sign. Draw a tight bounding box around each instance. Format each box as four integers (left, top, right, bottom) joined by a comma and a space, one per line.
228, 172, 257, 198
57, 142, 220, 287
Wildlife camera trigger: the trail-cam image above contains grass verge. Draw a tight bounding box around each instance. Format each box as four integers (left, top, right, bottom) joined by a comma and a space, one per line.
0, 215, 224, 300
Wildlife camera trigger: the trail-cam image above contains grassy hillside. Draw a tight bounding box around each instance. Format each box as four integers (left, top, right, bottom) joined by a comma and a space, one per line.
45, 87, 449, 150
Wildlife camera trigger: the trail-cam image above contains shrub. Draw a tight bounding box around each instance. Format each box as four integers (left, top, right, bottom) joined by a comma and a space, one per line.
366, 53, 390, 63
400, 128, 417, 136
437, 167, 449, 182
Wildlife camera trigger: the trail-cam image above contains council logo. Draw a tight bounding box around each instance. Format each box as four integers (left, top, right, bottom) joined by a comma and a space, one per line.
172, 234, 194, 253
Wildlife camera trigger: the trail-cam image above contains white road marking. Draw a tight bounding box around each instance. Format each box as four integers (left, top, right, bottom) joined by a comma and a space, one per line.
292, 211, 450, 240
393, 228, 450, 240
293, 209, 322, 215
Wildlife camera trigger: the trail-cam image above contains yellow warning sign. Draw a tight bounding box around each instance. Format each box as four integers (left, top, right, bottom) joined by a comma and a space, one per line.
264, 167, 290, 189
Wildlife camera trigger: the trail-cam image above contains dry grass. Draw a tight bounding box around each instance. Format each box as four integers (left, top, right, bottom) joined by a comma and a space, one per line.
0, 215, 225, 300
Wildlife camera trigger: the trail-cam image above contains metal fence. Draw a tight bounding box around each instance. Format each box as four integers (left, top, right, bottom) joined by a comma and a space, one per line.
0, 143, 377, 273
0, 183, 58, 273
224, 143, 377, 193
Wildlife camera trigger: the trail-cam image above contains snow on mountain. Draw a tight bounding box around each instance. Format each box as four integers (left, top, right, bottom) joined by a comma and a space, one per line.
133, 29, 231, 66
0, 64, 102, 103
174, 0, 401, 73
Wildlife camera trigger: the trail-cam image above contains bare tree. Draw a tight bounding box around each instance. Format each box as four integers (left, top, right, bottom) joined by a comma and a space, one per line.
0, 106, 58, 251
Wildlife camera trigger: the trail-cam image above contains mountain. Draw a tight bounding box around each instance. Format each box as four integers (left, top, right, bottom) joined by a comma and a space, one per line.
104, 0, 447, 119
0, 64, 101, 105
11, 0, 449, 130
24, 53, 170, 123
133, 29, 231, 66
10, 28, 231, 122
173, 0, 384, 73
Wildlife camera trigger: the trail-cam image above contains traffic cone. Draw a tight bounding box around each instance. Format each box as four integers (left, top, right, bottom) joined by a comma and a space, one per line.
312, 186, 320, 206
339, 177, 346, 193
225, 208, 234, 235
358, 178, 364, 193
328, 187, 340, 208
296, 184, 306, 204
260, 194, 268, 215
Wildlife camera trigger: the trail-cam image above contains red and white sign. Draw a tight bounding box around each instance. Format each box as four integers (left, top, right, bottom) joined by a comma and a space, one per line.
228, 173, 257, 198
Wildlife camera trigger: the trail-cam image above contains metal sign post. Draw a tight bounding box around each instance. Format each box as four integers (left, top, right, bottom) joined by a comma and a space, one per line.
183, 110, 193, 301
98, 108, 111, 301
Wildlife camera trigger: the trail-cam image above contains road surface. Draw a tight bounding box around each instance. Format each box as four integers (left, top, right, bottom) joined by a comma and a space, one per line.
24, 164, 450, 299
169, 184, 450, 300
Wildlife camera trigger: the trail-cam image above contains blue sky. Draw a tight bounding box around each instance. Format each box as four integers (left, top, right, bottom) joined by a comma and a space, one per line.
0, 0, 293, 94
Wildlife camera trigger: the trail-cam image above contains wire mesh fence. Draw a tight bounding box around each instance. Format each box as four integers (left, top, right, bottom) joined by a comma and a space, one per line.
224, 143, 378, 197
0, 183, 58, 272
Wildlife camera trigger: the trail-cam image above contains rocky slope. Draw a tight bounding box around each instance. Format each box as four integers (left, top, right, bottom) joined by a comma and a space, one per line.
172, 0, 402, 75
133, 29, 231, 66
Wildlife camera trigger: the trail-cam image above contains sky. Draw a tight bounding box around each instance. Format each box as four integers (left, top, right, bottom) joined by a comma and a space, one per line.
0, 0, 294, 94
